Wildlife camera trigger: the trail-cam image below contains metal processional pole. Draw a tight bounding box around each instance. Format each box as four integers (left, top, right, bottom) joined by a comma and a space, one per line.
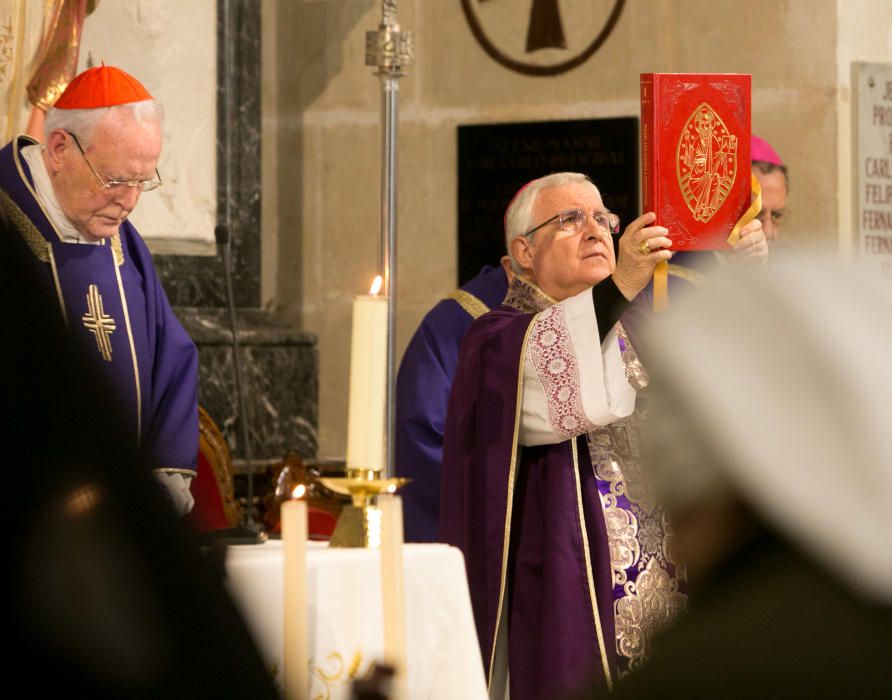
366, 1, 413, 478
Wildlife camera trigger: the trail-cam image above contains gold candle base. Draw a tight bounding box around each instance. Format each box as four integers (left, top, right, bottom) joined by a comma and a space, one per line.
319, 468, 409, 548
328, 503, 382, 548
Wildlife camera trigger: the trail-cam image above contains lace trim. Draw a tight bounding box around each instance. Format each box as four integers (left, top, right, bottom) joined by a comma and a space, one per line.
614, 558, 686, 672
588, 407, 686, 673
528, 304, 592, 438
616, 323, 649, 391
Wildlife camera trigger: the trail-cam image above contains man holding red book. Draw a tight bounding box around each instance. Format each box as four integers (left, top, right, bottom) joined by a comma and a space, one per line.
440, 170, 765, 700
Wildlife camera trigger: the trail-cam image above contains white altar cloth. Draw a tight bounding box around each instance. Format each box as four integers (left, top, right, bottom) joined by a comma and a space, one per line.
225, 541, 487, 699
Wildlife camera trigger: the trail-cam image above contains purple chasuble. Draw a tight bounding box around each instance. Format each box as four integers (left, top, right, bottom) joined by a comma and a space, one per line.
0, 137, 198, 472
396, 264, 508, 542
440, 292, 616, 700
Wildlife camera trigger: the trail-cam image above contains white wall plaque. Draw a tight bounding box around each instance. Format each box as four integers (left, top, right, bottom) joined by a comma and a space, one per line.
78, 0, 217, 255
853, 61, 892, 280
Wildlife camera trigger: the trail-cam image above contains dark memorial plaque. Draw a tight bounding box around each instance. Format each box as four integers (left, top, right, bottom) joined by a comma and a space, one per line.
457, 117, 639, 285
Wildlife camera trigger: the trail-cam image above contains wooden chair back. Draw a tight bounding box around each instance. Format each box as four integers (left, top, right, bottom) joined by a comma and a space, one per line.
185, 406, 241, 531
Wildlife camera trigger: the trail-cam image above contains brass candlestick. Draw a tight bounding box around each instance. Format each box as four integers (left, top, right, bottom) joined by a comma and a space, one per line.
318, 468, 409, 548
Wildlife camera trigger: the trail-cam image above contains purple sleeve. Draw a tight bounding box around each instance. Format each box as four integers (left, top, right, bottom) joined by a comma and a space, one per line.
126, 227, 198, 472
395, 300, 472, 542
145, 288, 198, 472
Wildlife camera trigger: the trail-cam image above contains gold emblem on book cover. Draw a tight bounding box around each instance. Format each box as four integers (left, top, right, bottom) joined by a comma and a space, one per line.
676, 102, 738, 223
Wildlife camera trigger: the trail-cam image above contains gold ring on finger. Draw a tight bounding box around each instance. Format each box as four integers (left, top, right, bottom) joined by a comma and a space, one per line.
637, 240, 651, 255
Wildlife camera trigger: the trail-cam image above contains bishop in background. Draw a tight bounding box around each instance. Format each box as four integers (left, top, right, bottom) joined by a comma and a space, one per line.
0, 64, 198, 515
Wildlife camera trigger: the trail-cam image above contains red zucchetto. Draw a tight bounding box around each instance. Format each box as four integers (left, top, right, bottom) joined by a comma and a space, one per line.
54, 63, 153, 110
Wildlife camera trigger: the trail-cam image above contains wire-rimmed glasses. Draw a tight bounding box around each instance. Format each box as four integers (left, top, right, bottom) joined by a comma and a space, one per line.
523, 208, 620, 239
67, 131, 162, 192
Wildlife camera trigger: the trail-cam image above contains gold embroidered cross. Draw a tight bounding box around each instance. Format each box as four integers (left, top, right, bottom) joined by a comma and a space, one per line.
82, 284, 116, 362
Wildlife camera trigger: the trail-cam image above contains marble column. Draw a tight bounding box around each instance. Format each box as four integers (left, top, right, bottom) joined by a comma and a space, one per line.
156, 0, 318, 464
179, 309, 318, 464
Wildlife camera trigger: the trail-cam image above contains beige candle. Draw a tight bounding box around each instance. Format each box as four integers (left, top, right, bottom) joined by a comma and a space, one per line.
379, 493, 407, 688
282, 497, 309, 699
346, 276, 388, 470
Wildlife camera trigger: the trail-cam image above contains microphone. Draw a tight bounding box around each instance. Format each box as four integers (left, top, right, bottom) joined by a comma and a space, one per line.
216, 224, 261, 536
214, 223, 230, 250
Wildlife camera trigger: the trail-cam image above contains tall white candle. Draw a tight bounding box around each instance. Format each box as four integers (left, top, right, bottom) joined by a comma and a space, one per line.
346, 276, 388, 470
379, 494, 407, 690
282, 498, 309, 699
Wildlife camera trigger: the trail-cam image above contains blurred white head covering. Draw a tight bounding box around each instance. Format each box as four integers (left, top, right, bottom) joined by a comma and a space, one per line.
645, 255, 892, 603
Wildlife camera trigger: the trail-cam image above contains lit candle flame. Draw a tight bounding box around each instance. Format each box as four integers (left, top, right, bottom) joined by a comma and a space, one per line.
386, 483, 397, 494
369, 275, 383, 295
291, 483, 306, 499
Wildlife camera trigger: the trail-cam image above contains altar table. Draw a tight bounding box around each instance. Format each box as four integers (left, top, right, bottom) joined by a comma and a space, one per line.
225, 541, 488, 699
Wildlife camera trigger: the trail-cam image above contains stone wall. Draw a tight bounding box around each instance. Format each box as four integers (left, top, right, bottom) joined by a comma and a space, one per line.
265, 0, 891, 457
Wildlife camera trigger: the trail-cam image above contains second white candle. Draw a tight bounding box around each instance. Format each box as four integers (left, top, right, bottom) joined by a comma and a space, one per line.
346, 277, 388, 471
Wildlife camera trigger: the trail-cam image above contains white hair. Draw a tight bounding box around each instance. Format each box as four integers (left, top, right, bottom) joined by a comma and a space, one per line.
44, 99, 164, 147
503, 172, 601, 273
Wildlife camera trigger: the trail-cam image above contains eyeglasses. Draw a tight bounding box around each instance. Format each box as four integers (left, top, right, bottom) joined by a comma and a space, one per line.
523, 208, 620, 239
66, 131, 162, 192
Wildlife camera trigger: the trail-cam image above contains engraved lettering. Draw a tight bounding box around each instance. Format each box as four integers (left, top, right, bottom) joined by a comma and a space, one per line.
873, 105, 892, 125
864, 183, 892, 203
862, 211, 892, 231
864, 234, 892, 252
866, 157, 892, 178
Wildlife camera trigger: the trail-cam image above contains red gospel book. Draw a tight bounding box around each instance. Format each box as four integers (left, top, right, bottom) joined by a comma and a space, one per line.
640, 73, 751, 250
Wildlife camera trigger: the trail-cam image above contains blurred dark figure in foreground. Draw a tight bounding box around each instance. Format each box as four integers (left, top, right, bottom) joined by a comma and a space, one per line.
599, 257, 892, 697
1, 217, 275, 696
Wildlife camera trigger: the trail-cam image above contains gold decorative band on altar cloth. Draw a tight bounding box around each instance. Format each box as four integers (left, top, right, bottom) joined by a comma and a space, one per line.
726, 173, 762, 247
311, 649, 367, 696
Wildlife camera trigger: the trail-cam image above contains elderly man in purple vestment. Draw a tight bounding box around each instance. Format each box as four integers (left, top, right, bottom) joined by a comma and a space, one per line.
0, 65, 198, 515
440, 172, 766, 700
